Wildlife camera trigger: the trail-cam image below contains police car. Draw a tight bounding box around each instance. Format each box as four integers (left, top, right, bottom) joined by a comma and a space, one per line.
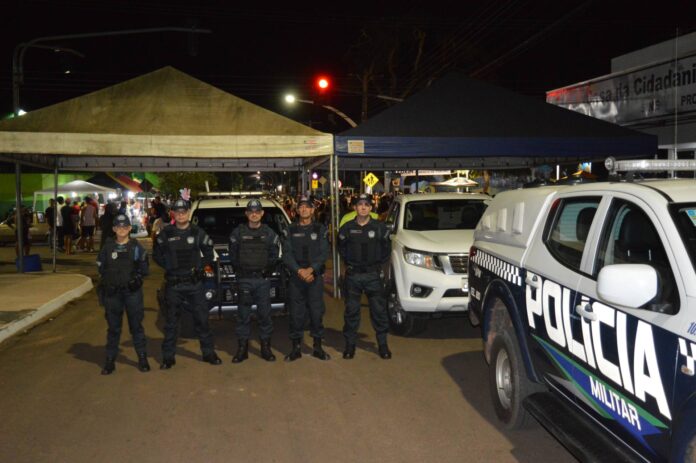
382, 192, 488, 335
468, 158, 696, 462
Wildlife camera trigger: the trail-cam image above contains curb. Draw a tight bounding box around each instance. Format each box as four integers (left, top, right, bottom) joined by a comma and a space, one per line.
0, 275, 93, 346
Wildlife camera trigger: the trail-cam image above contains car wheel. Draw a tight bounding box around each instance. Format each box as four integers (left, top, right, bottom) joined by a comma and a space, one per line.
387, 281, 427, 336
672, 429, 696, 463
488, 324, 536, 429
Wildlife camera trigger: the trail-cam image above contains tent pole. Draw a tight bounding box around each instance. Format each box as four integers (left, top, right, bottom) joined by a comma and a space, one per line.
15, 162, 24, 272
332, 153, 341, 299
330, 153, 338, 298
52, 160, 58, 272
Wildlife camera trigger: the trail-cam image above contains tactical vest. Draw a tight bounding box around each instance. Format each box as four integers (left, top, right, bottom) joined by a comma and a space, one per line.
289, 222, 322, 268
347, 223, 381, 266
102, 240, 136, 287
238, 226, 269, 272
163, 225, 201, 274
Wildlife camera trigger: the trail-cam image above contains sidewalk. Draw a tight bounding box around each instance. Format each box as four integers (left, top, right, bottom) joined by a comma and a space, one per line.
0, 272, 93, 345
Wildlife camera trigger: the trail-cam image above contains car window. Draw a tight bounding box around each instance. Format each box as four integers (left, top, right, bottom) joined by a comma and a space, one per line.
192, 207, 288, 244
385, 201, 400, 230
595, 199, 679, 314
404, 199, 486, 231
670, 202, 696, 274
545, 197, 601, 271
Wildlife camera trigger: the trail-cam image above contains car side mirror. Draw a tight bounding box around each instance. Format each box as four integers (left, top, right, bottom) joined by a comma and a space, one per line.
597, 264, 658, 308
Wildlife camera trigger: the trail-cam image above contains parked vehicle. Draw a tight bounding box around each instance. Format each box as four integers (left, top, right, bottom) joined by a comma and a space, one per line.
468, 158, 696, 462
382, 192, 488, 336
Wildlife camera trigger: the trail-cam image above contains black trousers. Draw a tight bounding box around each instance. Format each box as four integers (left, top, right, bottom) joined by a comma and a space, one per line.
343, 271, 389, 345
235, 277, 272, 341
161, 281, 215, 359
288, 274, 325, 340
103, 289, 146, 358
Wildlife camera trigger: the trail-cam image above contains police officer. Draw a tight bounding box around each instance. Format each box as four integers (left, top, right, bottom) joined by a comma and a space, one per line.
153, 199, 222, 369
97, 214, 149, 375
282, 196, 330, 361
228, 199, 281, 363
337, 193, 392, 359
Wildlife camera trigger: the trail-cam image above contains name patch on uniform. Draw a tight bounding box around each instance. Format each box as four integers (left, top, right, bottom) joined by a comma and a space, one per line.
187, 236, 195, 244
293, 233, 305, 237
350, 229, 362, 234
168, 236, 180, 242
368, 230, 375, 238
310, 233, 317, 240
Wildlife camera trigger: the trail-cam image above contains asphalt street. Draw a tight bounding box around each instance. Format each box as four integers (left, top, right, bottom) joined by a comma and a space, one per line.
0, 242, 574, 463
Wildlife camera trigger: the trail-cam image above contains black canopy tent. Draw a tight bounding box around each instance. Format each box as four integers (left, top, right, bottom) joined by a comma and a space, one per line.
333, 71, 656, 170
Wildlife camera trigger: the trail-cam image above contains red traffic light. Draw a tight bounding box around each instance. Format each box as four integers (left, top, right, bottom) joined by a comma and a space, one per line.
315, 75, 330, 92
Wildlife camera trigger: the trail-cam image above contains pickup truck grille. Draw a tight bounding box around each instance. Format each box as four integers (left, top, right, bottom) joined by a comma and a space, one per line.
448, 255, 468, 274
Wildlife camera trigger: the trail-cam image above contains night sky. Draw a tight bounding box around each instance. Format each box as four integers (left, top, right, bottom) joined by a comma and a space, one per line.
3, 0, 696, 133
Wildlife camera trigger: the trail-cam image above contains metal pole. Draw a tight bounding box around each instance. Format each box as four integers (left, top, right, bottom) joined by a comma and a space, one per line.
52, 161, 58, 272
15, 163, 24, 272
332, 153, 342, 299
330, 153, 338, 298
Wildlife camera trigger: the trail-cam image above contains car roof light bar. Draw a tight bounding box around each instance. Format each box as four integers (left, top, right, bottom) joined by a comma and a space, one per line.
605, 157, 696, 175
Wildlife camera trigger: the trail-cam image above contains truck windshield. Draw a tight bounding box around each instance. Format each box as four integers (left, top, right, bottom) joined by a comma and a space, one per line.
670, 202, 696, 273
404, 199, 487, 231
192, 207, 288, 245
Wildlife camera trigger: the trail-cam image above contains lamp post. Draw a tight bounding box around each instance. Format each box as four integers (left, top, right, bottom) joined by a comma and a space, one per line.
11, 26, 211, 272
284, 94, 357, 128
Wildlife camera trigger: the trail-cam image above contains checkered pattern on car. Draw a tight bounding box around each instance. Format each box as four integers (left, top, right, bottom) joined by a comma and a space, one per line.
471, 250, 522, 287
679, 339, 696, 375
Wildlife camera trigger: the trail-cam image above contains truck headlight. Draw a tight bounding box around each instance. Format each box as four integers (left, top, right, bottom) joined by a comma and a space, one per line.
403, 248, 441, 271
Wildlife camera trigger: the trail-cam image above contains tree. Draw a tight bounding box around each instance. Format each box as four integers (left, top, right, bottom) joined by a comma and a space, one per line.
157, 172, 218, 198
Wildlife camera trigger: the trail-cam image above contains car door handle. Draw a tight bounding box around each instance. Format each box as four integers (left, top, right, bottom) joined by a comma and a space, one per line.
525, 274, 540, 289
576, 303, 597, 322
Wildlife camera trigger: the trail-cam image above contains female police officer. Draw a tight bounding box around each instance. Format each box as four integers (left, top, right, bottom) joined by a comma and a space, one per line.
97, 214, 149, 375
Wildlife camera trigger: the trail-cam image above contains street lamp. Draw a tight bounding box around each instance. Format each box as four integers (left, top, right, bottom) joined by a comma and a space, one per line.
283, 93, 357, 128
11, 26, 211, 273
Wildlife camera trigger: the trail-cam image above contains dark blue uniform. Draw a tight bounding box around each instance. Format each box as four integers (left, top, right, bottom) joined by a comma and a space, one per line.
154, 223, 218, 364
228, 223, 280, 342
97, 237, 148, 365
338, 217, 391, 355
282, 221, 329, 341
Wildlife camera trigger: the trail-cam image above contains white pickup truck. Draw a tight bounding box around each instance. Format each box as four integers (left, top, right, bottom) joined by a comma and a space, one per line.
382, 192, 489, 335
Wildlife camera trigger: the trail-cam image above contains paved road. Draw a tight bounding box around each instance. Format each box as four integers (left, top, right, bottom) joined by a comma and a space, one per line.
0, 244, 574, 463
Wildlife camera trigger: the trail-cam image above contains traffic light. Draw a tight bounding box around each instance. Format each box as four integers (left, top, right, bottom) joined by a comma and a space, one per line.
315, 75, 331, 94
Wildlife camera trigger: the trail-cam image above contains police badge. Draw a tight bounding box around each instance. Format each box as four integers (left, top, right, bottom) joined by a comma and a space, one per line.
187, 236, 195, 244
111, 252, 118, 260
368, 230, 375, 238
310, 233, 318, 240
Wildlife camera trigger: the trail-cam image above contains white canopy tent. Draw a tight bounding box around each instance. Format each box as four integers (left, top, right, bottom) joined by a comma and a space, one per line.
0, 66, 333, 171
0, 67, 333, 272
32, 180, 117, 211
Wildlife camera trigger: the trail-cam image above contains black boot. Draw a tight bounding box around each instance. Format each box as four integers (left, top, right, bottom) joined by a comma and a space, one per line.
284, 339, 302, 362
137, 353, 151, 372
203, 351, 222, 365
101, 357, 115, 375
378, 343, 392, 360
232, 340, 249, 364
260, 339, 276, 362
312, 338, 330, 361
160, 357, 176, 370
342, 344, 356, 360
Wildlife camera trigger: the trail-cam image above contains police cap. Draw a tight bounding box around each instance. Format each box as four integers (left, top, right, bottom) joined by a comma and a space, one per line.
172, 199, 190, 211
113, 214, 131, 227
297, 196, 314, 208
246, 199, 263, 212
356, 193, 372, 206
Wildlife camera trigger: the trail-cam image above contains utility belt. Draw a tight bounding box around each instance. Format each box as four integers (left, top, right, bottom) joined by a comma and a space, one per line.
237, 270, 268, 279
165, 271, 201, 286
345, 264, 381, 274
